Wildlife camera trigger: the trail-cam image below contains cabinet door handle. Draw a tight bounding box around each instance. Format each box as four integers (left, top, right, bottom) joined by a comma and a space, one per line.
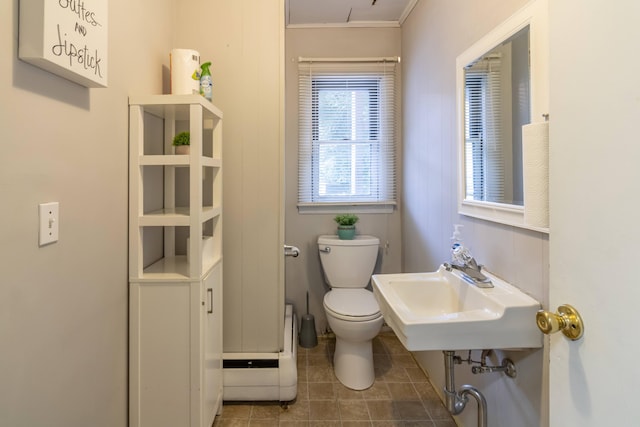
207, 288, 213, 314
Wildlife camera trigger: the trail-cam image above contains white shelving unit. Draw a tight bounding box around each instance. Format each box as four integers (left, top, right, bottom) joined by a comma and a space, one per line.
128, 94, 223, 427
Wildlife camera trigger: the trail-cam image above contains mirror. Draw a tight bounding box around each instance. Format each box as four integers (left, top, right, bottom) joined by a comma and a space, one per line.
456, 0, 549, 231
464, 26, 529, 206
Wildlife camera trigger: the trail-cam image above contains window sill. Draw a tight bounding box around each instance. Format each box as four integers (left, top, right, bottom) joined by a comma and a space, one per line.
297, 202, 396, 215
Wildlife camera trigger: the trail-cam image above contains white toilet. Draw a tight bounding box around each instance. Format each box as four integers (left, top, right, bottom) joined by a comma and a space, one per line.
318, 234, 383, 390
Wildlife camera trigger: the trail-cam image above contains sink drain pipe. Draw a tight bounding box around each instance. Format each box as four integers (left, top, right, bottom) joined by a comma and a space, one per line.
443, 350, 487, 427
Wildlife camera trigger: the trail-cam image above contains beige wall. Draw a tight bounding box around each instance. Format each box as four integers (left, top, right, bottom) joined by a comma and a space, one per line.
0, 0, 175, 424
284, 27, 403, 335
401, 1, 549, 426
173, 0, 285, 353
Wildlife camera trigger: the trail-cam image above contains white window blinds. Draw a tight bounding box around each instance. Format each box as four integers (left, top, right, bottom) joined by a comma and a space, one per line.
298, 61, 397, 207
464, 56, 505, 203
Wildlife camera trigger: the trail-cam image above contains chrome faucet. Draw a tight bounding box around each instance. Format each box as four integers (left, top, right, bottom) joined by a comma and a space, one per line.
445, 244, 493, 288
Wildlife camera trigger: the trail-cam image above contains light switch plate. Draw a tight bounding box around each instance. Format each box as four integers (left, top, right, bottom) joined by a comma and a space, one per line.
39, 202, 59, 246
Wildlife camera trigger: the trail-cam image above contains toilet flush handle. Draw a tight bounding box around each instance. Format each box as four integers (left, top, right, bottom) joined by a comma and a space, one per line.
319, 246, 331, 254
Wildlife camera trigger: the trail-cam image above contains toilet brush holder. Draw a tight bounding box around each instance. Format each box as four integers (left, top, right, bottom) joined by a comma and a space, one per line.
299, 292, 318, 348
299, 314, 318, 348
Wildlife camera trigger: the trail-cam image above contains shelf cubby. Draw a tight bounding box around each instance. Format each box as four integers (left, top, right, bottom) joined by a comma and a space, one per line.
129, 94, 223, 280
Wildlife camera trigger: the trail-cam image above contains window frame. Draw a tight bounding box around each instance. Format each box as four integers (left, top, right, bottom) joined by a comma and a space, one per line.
297, 61, 397, 214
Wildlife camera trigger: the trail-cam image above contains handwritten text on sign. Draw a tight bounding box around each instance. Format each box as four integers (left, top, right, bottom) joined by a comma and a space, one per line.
51, 0, 104, 78
19, 0, 108, 88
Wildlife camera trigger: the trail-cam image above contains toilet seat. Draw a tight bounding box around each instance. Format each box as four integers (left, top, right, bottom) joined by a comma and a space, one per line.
324, 289, 381, 322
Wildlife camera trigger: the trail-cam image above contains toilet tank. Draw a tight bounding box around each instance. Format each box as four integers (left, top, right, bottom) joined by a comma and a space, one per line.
318, 235, 380, 288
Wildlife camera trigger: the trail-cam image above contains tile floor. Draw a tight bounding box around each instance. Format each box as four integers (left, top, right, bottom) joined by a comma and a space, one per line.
213, 332, 458, 426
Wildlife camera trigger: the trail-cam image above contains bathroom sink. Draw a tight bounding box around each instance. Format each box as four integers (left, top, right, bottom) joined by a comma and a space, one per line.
371, 265, 542, 351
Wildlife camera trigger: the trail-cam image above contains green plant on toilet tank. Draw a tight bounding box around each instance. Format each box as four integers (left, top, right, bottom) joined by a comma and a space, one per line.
334, 214, 359, 240
172, 131, 190, 154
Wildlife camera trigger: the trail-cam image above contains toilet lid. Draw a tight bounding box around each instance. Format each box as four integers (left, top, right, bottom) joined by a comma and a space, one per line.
324, 289, 381, 319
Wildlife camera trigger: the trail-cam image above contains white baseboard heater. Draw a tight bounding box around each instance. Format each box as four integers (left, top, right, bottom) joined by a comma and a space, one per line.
222, 304, 297, 402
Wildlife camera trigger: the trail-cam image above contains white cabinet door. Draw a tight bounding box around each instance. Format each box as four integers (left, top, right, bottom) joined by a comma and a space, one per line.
202, 264, 223, 425
130, 282, 193, 427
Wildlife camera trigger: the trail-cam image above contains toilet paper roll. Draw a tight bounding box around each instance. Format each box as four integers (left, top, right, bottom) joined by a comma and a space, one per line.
522, 121, 549, 229
170, 49, 200, 95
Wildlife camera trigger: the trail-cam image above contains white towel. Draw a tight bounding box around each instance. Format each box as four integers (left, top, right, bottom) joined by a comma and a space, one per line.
522, 122, 549, 229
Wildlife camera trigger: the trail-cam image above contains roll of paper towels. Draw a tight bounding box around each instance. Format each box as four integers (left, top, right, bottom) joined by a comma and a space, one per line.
522, 121, 549, 229
170, 49, 200, 95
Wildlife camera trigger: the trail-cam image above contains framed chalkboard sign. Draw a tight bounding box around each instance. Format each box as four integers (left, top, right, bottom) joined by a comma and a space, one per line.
19, 0, 108, 88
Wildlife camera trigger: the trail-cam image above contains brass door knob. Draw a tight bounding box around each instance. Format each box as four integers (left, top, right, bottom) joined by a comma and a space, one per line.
536, 304, 584, 340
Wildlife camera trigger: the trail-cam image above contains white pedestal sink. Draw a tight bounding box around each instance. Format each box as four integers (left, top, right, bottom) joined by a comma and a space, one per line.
371, 265, 543, 351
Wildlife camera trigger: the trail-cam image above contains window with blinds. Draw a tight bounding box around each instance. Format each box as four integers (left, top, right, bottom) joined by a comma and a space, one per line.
298, 61, 396, 209
464, 56, 505, 203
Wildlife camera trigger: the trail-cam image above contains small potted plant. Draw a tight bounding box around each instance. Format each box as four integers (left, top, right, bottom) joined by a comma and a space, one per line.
172, 131, 190, 154
334, 214, 359, 240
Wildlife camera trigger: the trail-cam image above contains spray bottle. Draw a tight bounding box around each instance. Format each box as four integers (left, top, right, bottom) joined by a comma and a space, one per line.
199, 61, 213, 101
